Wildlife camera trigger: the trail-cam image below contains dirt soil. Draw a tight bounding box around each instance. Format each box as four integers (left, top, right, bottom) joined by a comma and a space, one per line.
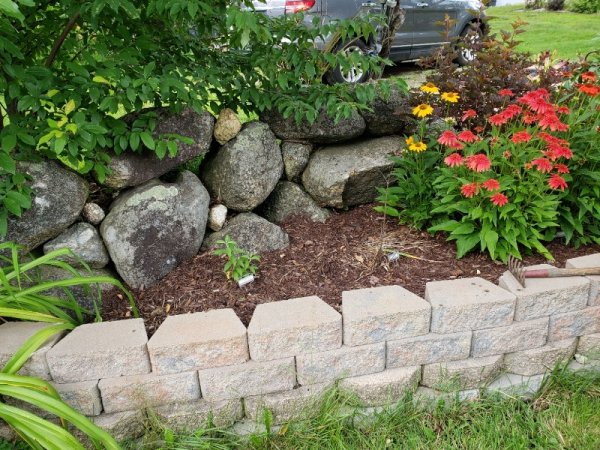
102, 205, 600, 336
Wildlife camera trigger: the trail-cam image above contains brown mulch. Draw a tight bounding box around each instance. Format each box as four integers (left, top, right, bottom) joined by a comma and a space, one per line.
101, 205, 600, 336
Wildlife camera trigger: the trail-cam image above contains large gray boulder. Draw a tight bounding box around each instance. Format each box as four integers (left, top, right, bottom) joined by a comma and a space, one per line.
259, 181, 330, 224
302, 137, 402, 208
202, 213, 289, 254
282, 142, 311, 182
1, 161, 88, 253
102, 108, 215, 189
361, 86, 415, 136
200, 122, 283, 212
261, 108, 365, 144
43, 222, 110, 269
100, 171, 210, 289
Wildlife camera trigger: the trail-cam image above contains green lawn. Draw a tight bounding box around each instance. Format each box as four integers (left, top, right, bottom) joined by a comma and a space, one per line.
487, 5, 600, 60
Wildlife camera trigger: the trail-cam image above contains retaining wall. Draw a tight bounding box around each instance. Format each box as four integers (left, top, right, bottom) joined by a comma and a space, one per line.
2, 254, 600, 441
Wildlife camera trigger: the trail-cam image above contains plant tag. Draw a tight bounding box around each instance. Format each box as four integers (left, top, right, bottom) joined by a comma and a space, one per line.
388, 251, 401, 262
238, 274, 255, 288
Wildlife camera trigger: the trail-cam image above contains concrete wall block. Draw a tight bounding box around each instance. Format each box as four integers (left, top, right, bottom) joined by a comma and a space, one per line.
566, 254, 600, 306
422, 355, 504, 390
425, 277, 516, 333
92, 410, 145, 442
46, 319, 151, 383
504, 338, 577, 376
199, 358, 296, 401
471, 318, 549, 357
341, 286, 431, 346
548, 306, 600, 341
387, 332, 471, 368
414, 387, 480, 406
248, 296, 342, 361
577, 333, 600, 358
147, 309, 248, 374
338, 366, 420, 407
54, 380, 103, 416
98, 371, 200, 414
154, 399, 243, 430
486, 373, 546, 398
499, 265, 590, 321
296, 343, 385, 385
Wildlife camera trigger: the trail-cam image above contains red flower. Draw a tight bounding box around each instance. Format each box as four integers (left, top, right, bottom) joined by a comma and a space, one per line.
554, 163, 569, 174
437, 130, 464, 149
538, 113, 568, 132
522, 113, 537, 124
444, 153, 464, 167
537, 132, 569, 147
518, 89, 553, 114
461, 109, 477, 121
482, 178, 500, 191
466, 154, 491, 172
548, 174, 568, 191
503, 104, 522, 119
458, 130, 478, 143
503, 150, 512, 158
499, 89, 514, 97
581, 71, 597, 83
532, 158, 553, 173
489, 113, 509, 126
461, 183, 478, 198
551, 145, 573, 159
578, 84, 600, 97
555, 105, 570, 114
490, 193, 509, 207
511, 130, 532, 144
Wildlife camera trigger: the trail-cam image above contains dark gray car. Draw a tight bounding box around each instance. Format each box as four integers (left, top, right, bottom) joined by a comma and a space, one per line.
251, 0, 487, 83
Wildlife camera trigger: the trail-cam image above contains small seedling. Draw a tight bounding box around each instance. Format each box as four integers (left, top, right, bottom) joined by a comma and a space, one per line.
212, 235, 260, 283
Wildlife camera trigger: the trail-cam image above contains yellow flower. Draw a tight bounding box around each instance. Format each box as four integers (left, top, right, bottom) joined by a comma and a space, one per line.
441, 92, 460, 103
408, 141, 427, 153
405, 135, 415, 146
420, 82, 439, 94
412, 103, 433, 118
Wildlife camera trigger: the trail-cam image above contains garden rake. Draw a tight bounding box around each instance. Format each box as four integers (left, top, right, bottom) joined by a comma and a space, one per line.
507, 255, 600, 288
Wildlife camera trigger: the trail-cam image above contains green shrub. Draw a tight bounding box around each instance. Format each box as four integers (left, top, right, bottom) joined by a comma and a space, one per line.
568, 0, 600, 13
546, 0, 566, 10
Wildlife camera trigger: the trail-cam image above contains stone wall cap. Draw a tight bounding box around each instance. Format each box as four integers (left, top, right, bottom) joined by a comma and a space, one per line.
500, 264, 590, 294
425, 277, 515, 307
342, 285, 429, 315
0, 321, 63, 354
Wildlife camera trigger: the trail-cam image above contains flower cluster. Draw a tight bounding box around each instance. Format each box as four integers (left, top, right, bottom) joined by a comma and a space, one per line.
577, 71, 599, 97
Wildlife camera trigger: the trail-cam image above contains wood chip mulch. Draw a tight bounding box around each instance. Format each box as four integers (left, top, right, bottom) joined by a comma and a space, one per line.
101, 205, 600, 336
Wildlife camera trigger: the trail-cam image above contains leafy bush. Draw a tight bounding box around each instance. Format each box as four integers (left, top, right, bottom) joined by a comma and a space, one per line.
213, 235, 260, 283
568, 0, 600, 13
546, 0, 566, 10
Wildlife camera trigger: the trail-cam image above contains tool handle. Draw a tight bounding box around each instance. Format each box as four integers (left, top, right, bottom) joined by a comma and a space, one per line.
523, 267, 600, 278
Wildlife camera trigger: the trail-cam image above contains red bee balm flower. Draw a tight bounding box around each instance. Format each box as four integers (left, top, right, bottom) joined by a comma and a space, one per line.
444, 153, 464, 167
581, 71, 597, 83
466, 154, 491, 172
532, 158, 553, 173
489, 113, 509, 126
461, 183, 478, 198
437, 130, 464, 149
548, 174, 568, 191
499, 89, 514, 97
490, 193, 509, 207
461, 109, 477, 121
482, 178, 501, 191
458, 130, 478, 143
578, 84, 600, 97
511, 130, 532, 143
554, 163, 569, 174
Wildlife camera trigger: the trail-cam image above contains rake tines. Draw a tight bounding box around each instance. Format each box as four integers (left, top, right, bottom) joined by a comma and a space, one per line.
508, 255, 526, 287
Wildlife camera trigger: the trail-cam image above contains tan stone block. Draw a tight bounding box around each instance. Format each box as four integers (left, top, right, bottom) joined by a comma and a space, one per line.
92, 410, 145, 441
54, 380, 103, 416
471, 318, 549, 357
548, 307, 600, 341
504, 338, 577, 376
387, 332, 471, 368
422, 355, 504, 390
578, 333, 600, 358
154, 399, 243, 430
566, 254, 600, 306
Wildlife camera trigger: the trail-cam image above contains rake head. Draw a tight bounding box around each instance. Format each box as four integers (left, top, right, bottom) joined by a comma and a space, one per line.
508, 255, 526, 287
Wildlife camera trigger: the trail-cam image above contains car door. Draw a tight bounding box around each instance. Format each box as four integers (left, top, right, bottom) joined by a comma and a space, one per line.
404, 0, 458, 59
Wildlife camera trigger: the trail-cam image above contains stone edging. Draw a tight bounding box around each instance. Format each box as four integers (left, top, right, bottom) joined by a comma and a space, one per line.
2, 254, 600, 442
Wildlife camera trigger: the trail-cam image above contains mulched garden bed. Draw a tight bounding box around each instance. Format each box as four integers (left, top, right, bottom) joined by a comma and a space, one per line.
102, 205, 600, 336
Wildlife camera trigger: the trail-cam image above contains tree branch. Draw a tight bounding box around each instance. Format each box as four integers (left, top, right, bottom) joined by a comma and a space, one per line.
45, 12, 80, 68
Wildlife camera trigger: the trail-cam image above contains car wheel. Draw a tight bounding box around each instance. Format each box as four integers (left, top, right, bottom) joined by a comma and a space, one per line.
456, 23, 482, 66
325, 39, 372, 85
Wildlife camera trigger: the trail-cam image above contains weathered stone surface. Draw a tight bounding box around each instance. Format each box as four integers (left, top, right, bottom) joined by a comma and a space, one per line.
566, 254, 600, 306
103, 108, 214, 189
201, 122, 283, 211
425, 277, 516, 333
568, 358, 600, 373
99, 371, 200, 413
504, 338, 577, 376
101, 171, 209, 289
1, 161, 88, 253
92, 410, 145, 441
296, 343, 385, 385
245, 383, 330, 424
282, 142, 311, 182
230, 420, 281, 436
421, 355, 504, 390
471, 318, 549, 357
342, 286, 431, 346
147, 309, 248, 374
262, 107, 365, 144
208, 204, 228, 231
259, 181, 330, 224
0, 321, 64, 380
214, 108, 242, 145
499, 265, 590, 321
413, 387, 480, 405
54, 380, 103, 416
202, 212, 289, 254
82, 202, 105, 225
387, 332, 471, 368
248, 296, 342, 361
338, 366, 420, 407
361, 85, 414, 136
198, 358, 295, 401
301, 136, 402, 208
0, 420, 15, 441
578, 333, 600, 358
487, 373, 546, 398
155, 399, 243, 430
43, 222, 109, 268
548, 306, 600, 341
47, 319, 150, 383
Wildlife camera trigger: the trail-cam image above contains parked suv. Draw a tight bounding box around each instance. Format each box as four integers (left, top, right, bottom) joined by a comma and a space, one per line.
251, 0, 487, 83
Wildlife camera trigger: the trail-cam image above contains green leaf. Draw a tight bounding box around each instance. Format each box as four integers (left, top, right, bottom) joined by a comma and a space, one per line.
140, 131, 155, 150
456, 234, 480, 259
0, 0, 24, 20
483, 229, 499, 259
0, 151, 16, 174
1, 134, 16, 152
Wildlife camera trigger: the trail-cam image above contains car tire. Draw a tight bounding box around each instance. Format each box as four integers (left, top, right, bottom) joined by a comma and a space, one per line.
455, 23, 482, 66
325, 39, 372, 85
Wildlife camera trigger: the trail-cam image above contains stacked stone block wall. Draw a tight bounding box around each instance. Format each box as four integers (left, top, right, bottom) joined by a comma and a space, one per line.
2, 254, 600, 440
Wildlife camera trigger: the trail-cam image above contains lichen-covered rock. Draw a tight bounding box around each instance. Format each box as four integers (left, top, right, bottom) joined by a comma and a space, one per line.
1, 161, 88, 253
82, 202, 105, 225
259, 181, 330, 224
301, 137, 401, 208
102, 108, 215, 189
100, 171, 209, 289
202, 213, 288, 254
43, 222, 110, 268
282, 142, 311, 182
361, 85, 415, 136
214, 108, 242, 145
262, 108, 366, 144
201, 122, 283, 212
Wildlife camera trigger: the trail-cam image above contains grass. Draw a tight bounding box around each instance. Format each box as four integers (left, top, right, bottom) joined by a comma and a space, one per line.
487, 4, 600, 61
